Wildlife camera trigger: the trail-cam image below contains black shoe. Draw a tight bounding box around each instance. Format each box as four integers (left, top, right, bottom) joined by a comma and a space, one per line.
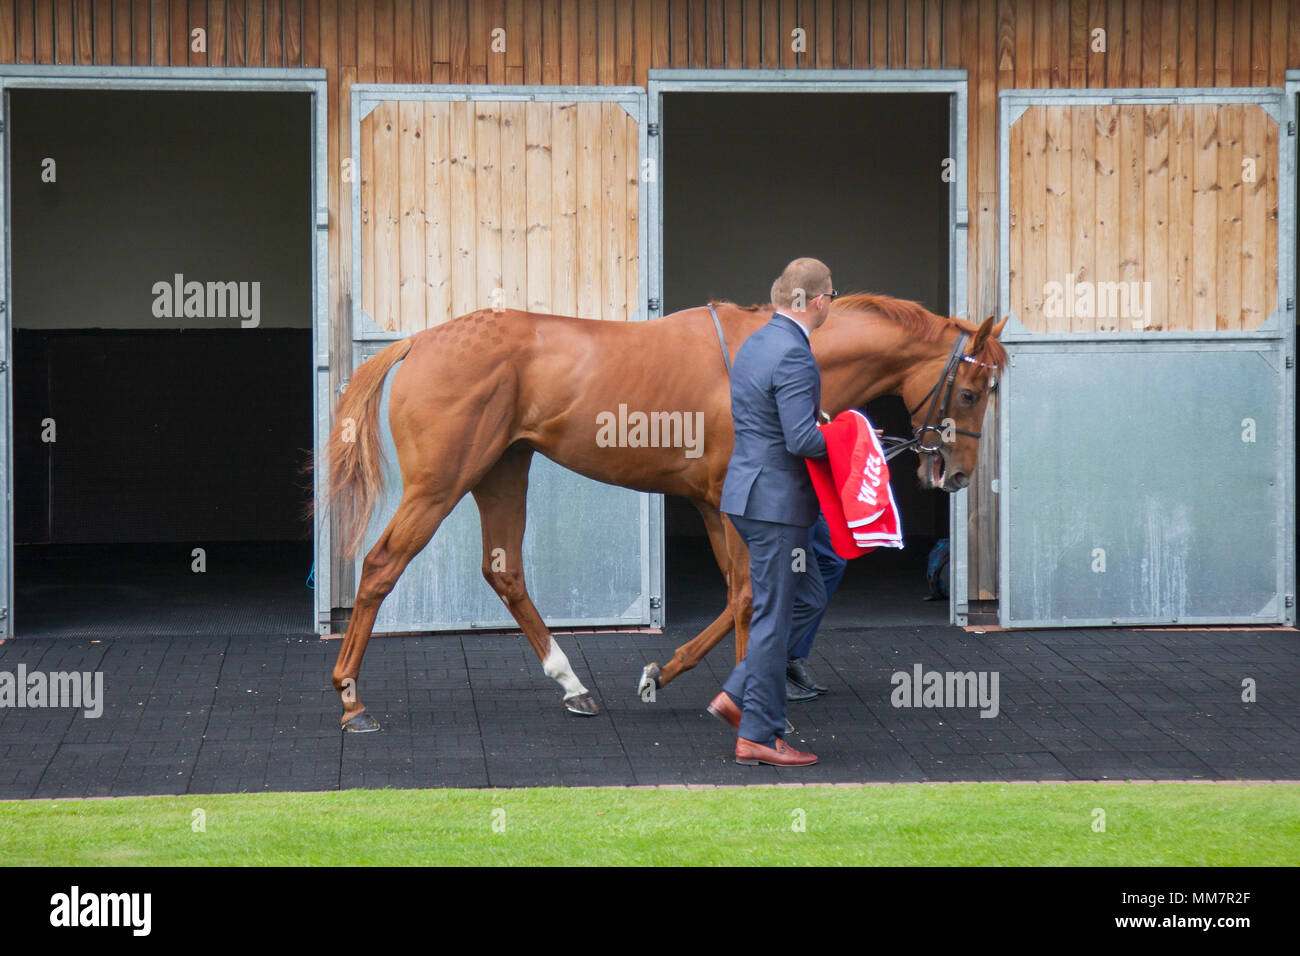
786, 678, 818, 702
787, 658, 828, 695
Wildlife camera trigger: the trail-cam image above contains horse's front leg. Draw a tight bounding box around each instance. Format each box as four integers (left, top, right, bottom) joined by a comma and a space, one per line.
472, 444, 598, 715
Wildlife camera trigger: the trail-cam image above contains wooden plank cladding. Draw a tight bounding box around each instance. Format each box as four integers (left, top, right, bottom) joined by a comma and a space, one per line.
358, 97, 640, 331
1009, 102, 1279, 333
3, 2, 1298, 339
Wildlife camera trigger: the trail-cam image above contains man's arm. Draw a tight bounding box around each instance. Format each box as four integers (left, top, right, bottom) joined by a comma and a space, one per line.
772, 350, 828, 460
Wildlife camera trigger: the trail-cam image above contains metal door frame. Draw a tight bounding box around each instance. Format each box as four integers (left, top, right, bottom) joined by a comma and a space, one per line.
646, 69, 972, 623
347, 83, 662, 630
996, 86, 1297, 628
0, 66, 329, 640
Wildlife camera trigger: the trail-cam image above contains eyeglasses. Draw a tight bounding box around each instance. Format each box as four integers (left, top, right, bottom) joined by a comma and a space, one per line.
815, 290, 839, 301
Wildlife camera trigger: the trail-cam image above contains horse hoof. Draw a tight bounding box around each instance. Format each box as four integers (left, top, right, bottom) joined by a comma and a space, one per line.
637, 663, 662, 701
564, 693, 600, 716
342, 711, 381, 733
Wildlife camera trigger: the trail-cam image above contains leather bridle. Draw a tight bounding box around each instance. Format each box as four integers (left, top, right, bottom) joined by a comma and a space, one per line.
880, 331, 1000, 463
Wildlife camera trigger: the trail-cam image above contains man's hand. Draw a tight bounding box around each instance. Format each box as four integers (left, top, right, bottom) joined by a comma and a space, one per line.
816, 410, 884, 438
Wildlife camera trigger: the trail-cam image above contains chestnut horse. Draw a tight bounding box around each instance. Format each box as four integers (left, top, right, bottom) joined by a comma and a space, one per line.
324, 295, 1007, 731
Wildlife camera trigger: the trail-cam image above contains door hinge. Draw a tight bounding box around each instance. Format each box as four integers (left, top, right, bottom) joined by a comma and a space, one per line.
649, 596, 661, 609
1287, 356, 1295, 369
647, 123, 659, 136
1287, 297, 1295, 311
0, 607, 7, 620
1289, 120, 1296, 136
1285, 595, 1294, 609
0, 360, 7, 373
648, 297, 660, 312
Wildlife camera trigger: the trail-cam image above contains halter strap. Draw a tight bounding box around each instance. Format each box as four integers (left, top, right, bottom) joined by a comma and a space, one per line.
907, 331, 969, 421
708, 303, 732, 375
878, 331, 992, 461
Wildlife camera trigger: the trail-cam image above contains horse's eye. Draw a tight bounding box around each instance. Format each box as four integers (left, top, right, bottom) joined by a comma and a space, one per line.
960, 389, 977, 406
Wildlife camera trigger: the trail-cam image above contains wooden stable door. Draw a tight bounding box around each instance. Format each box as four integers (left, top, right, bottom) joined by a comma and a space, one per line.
998, 90, 1294, 629
357, 97, 642, 332
349, 86, 659, 634
1007, 101, 1279, 334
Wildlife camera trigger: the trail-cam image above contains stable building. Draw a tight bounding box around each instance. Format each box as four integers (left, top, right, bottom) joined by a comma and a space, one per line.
0, 0, 1294, 639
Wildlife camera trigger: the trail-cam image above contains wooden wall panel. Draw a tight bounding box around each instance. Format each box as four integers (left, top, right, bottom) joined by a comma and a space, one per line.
524, 101, 553, 312
398, 99, 427, 333
551, 100, 578, 316
358, 98, 640, 331
424, 101, 453, 320
1009, 103, 1279, 334
501, 99, 528, 311
474, 100, 503, 313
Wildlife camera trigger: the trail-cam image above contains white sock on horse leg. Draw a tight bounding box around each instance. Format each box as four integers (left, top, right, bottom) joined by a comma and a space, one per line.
542, 637, 589, 699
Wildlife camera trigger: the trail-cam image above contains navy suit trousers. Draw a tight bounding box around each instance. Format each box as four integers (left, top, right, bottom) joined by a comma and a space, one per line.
789, 511, 849, 661
722, 513, 828, 745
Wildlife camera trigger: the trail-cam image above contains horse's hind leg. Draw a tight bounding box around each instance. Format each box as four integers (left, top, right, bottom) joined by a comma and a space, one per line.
472, 444, 598, 716
640, 500, 746, 693
331, 490, 453, 731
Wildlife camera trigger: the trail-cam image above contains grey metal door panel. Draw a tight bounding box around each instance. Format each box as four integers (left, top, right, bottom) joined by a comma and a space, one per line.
1001, 345, 1285, 627
362, 361, 648, 632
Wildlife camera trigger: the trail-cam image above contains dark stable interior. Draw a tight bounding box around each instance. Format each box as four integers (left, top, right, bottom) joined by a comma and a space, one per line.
661, 91, 956, 626
10, 89, 314, 636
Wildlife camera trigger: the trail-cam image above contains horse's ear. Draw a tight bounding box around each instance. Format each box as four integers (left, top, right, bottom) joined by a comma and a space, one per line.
992, 315, 1009, 339
970, 314, 996, 351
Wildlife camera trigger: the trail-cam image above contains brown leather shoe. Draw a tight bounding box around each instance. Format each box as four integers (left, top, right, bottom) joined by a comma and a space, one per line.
735, 736, 819, 767
706, 691, 741, 729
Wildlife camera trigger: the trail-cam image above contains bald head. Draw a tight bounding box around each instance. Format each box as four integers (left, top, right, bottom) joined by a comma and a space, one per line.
771, 258, 832, 311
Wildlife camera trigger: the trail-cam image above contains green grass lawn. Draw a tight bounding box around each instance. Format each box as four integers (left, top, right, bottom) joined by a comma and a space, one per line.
2, 783, 1297, 866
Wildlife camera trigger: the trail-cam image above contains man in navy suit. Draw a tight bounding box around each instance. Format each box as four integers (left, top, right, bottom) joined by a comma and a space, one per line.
707, 258, 835, 767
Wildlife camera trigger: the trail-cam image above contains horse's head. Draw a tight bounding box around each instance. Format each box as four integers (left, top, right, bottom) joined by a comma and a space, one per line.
900, 315, 1007, 493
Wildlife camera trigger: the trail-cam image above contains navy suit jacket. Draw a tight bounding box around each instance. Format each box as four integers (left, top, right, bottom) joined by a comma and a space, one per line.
720, 312, 828, 527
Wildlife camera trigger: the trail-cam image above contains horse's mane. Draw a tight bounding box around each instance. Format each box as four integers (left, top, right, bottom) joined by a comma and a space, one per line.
831, 292, 1008, 371
706, 294, 1005, 371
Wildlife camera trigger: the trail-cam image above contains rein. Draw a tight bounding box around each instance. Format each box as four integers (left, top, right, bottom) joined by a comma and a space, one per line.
708, 303, 732, 374
705, 304, 997, 464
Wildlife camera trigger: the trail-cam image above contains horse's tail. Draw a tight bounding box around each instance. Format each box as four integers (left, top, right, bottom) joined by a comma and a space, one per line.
324, 337, 414, 559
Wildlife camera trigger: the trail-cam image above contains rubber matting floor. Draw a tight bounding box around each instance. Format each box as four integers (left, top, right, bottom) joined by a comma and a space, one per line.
1, 622, 1297, 797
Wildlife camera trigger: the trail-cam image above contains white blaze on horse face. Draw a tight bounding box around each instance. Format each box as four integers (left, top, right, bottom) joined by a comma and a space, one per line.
542, 638, 588, 699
